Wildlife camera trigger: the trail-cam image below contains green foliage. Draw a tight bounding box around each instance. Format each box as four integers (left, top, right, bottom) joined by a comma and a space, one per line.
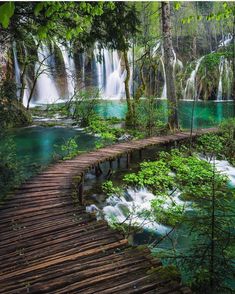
123, 160, 173, 195
71, 89, 100, 127
197, 120, 235, 165
86, 116, 125, 149
0, 80, 32, 129
147, 264, 180, 281
135, 98, 168, 137
196, 133, 223, 158
102, 181, 123, 197
166, 149, 227, 200
55, 137, 81, 160
0, 135, 24, 200
0, 2, 15, 28
219, 118, 235, 164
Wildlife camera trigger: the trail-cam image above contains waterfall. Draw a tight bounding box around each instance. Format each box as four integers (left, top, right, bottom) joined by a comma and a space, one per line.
218, 33, 233, 48
98, 188, 171, 234
35, 43, 60, 104
93, 46, 104, 92
93, 44, 127, 99
12, 42, 21, 98
217, 57, 224, 101
12, 42, 30, 107
154, 43, 183, 99
57, 42, 76, 98
160, 56, 167, 98
184, 56, 204, 100
224, 59, 232, 100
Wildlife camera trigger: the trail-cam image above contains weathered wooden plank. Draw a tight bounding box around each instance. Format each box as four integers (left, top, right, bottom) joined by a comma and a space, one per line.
1, 130, 218, 293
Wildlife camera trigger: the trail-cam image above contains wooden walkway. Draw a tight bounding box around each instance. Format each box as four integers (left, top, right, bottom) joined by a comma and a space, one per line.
0, 129, 216, 293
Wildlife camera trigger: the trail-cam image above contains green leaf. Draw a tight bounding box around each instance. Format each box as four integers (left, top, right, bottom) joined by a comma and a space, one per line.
0, 2, 15, 28
45, 6, 55, 18
34, 3, 44, 16
174, 2, 181, 11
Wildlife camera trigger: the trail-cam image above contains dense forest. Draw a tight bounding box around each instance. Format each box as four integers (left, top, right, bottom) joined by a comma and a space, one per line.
0, 1, 234, 293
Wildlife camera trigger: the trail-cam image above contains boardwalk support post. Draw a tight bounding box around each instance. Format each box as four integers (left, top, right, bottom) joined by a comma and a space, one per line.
126, 153, 131, 168
117, 157, 121, 168
139, 149, 143, 160
78, 174, 84, 205
95, 163, 102, 177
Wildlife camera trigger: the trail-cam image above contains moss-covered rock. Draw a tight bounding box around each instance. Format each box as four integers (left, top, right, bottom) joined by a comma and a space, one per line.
0, 97, 32, 129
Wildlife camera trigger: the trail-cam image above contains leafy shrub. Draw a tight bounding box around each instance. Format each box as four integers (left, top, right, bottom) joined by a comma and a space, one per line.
55, 137, 81, 160
0, 135, 24, 200
102, 180, 123, 197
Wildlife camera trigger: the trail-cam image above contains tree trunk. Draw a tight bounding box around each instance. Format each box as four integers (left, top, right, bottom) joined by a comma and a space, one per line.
123, 49, 134, 126
27, 77, 37, 110
161, 2, 179, 131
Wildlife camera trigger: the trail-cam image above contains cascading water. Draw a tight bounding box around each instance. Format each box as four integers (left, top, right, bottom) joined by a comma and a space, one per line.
224, 59, 232, 100
93, 46, 104, 92
184, 56, 204, 100
35, 43, 60, 104
160, 56, 167, 98
104, 50, 125, 98
57, 42, 76, 98
12, 42, 30, 107
217, 56, 224, 101
12, 42, 21, 98
153, 41, 182, 99
218, 33, 233, 48
93, 44, 128, 99
87, 188, 171, 234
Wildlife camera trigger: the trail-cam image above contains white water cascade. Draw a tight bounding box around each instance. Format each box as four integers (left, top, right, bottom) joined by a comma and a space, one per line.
160, 56, 167, 99
57, 43, 76, 98
89, 188, 171, 234
217, 57, 224, 101
12, 42, 21, 98
184, 56, 204, 100
153, 41, 182, 99
224, 59, 232, 100
35, 43, 60, 104
12, 42, 30, 107
216, 56, 233, 101
93, 45, 127, 99
218, 33, 233, 48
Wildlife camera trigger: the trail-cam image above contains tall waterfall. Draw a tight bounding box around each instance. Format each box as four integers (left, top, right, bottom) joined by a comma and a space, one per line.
160, 56, 167, 98
93, 45, 126, 99
184, 57, 204, 100
217, 57, 224, 101
35, 43, 60, 104
12, 42, 30, 107
57, 42, 76, 98
153, 40, 182, 99
216, 57, 233, 101
12, 42, 21, 98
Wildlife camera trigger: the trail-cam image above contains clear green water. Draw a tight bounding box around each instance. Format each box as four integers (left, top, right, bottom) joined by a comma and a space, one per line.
3, 126, 96, 179
1, 100, 234, 185
97, 100, 235, 129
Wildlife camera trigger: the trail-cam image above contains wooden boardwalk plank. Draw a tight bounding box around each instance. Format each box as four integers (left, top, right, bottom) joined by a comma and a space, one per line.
0, 130, 216, 293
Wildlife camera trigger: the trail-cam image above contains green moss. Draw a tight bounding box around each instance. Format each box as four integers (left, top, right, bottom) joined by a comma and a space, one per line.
0, 98, 32, 129
147, 264, 180, 281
